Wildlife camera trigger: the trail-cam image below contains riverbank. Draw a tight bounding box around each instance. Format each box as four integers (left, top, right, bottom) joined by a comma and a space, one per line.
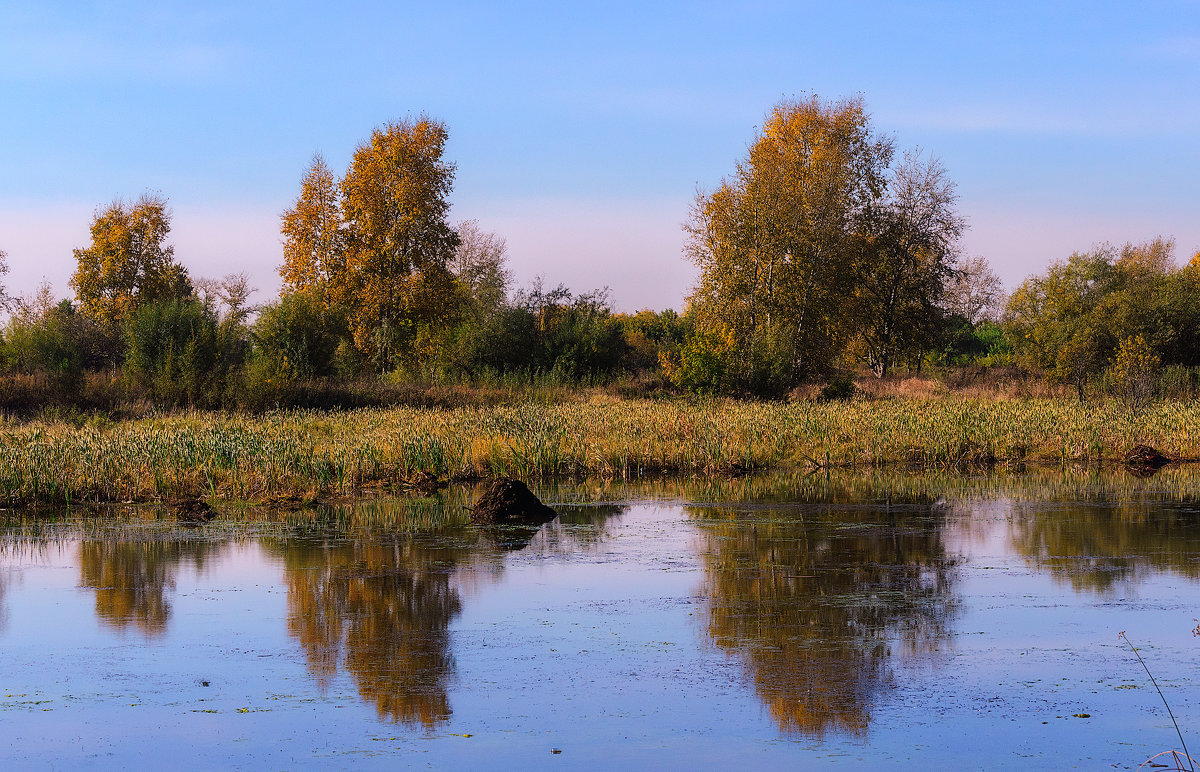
1, 395, 1198, 508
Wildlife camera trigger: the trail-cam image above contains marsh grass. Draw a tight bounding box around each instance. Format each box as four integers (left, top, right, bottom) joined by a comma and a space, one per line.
1, 396, 1199, 507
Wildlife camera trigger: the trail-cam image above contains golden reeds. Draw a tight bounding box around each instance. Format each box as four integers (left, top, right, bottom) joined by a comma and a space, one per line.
0, 397, 1197, 507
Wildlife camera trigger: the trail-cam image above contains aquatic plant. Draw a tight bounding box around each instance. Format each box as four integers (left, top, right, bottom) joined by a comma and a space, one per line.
1121, 630, 1196, 772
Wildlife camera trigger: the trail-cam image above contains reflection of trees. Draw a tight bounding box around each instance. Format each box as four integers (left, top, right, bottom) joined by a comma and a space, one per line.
523, 504, 627, 553
276, 499, 627, 728
77, 538, 223, 636
693, 496, 956, 737
0, 566, 10, 633
1009, 498, 1200, 594
277, 531, 486, 728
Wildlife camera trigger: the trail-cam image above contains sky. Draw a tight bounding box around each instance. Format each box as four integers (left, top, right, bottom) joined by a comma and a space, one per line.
2, 1, 1198, 312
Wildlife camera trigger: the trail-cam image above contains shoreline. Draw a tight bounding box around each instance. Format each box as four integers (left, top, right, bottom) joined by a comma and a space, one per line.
2, 395, 1199, 510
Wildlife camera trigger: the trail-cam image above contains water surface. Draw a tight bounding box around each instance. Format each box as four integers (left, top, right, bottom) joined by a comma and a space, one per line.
2, 471, 1199, 769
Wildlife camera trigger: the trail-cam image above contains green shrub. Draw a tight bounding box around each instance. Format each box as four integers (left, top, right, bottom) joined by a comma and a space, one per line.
668, 332, 725, 393
125, 298, 221, 406
819, 374, 857, 402
251, 294, 347, 381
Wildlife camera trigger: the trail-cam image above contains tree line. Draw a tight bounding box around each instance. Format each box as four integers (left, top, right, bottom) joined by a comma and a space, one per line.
0, 99, 1196, 411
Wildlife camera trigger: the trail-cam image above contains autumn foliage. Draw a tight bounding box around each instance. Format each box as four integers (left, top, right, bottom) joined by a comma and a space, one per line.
0, 102, 1197, 412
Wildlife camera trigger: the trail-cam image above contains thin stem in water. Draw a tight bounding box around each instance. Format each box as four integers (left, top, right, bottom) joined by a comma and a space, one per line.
1120, 630, 1194, 772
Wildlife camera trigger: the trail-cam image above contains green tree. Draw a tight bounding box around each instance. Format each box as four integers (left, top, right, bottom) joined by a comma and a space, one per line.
1004, 237, 1196, 395
1, 286, 91, 394
70, 193, 192, 331
125, 298, 221, 406
251, 292, 347, 381
1005, 247, 1115, 397
339, 116, 462, 368
853, 152, 965, 377
195, 272, 258, 378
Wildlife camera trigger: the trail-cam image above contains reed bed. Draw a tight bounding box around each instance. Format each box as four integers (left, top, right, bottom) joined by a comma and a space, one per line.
0, 396, 1197, 507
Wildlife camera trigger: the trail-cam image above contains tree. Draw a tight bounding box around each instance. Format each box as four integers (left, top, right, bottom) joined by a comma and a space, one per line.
70, 193, 192, 330
1004, 237, 1200, 395
1, 286, 87, 393
685, 95, 893, 391
944, 255, 1004, 325
1108, 334, 1159, 410
195, 272, 258, 375
251, 292, 346, 381
195, 272, 259, 328
1004, 247, 1115, 397
339, 116, 461, 368
450, 220, 512, 316
280, 154, 343, 303
853, 152, 965, 377
0, 248, 11, 312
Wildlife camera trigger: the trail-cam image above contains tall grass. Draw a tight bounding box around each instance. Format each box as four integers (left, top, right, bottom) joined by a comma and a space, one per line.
0, 395, 1198, 507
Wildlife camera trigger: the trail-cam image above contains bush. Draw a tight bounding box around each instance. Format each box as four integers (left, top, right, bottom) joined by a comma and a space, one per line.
818, 374, 857, 402
125, 298, 222, 406
251, 294, 347, 381
1107, 334, 1160, 410
665, 332, 725, 393
1, 298, 92, 397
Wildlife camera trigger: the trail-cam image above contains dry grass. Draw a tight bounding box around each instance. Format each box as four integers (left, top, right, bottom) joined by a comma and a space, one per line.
850, 369, 1072, 401
0, 395, 1197, 508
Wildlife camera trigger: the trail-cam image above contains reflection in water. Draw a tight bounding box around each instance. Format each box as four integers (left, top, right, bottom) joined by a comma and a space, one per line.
78, 538, 226, 635
274, 499, 626, 728
278, 535, 476, 727
7, 468, 1198, 739
1008, 496, 1200, 594
0, 565, 9, 633
693, 494, 956, 737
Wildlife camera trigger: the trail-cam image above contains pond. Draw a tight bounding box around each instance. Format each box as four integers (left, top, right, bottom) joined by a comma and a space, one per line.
2, 470, 1199, 769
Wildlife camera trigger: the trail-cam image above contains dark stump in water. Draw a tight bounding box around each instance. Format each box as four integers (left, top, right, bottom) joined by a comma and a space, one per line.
470, 478, 558, 526
1124, 444, 1170, 476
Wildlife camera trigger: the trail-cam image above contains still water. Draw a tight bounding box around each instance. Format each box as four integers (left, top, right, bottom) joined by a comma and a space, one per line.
2, 471, 1199, 769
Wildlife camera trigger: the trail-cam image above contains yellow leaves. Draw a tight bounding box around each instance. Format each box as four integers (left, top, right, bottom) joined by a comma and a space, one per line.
277, 117, 462, 370
281, 154, 342, 300
70, 193, 185, 329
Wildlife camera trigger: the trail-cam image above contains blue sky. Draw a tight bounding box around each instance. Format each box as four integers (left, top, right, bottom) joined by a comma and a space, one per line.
2, 1, 1198, 311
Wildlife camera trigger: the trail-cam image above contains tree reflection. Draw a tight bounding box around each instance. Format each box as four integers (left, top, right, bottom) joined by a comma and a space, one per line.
271, 494, 628, 728
0, 566, 9, 633
693, 495, 956, 737
77, 538, 223, 635
276, 531, 490, 728
1008, 497, 1200, 594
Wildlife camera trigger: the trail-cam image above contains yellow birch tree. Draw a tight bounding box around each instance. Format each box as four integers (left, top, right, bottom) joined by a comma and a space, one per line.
70, 193, 191, 330
338, 116, 461, 368
280, 154, 343, 303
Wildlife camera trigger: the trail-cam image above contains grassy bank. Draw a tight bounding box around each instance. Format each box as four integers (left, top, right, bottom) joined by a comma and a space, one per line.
1, 395, 1198, 508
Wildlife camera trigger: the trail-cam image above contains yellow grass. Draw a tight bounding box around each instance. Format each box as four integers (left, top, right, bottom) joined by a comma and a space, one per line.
0, 396, 1196, 507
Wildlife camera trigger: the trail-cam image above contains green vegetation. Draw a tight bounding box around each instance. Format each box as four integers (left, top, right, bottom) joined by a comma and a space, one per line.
0, 98, 1197, 492
1, 396, 1199, 508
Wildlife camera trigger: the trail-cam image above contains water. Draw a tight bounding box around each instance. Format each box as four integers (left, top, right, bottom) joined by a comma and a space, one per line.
2, 471, 1199, 769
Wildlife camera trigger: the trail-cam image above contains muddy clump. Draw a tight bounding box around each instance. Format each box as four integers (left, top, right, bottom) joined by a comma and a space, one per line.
170, 497, 218, 524
469, 478, 558, 526
1124, 444, 1170, 475
404, 471, 445, 496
